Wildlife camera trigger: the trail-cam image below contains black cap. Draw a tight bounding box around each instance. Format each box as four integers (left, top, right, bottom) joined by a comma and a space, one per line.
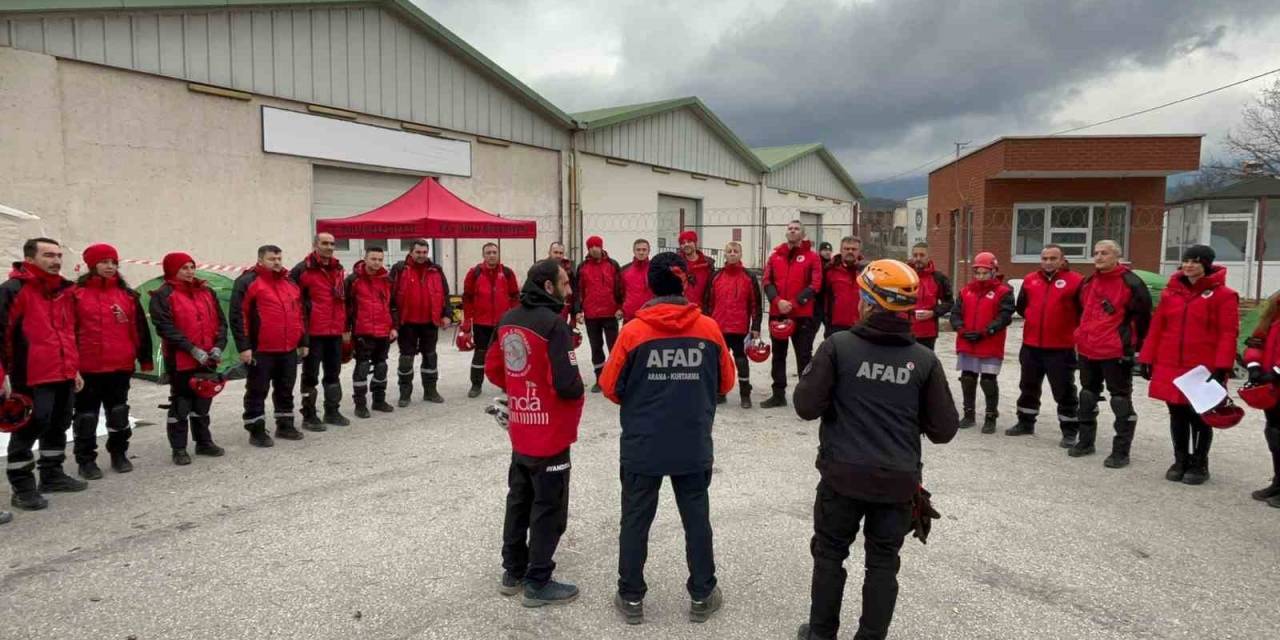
1182, 244, 1215, 271
818, 242, 833, 252
525, 259, 562, 290
648, 252, 688, 297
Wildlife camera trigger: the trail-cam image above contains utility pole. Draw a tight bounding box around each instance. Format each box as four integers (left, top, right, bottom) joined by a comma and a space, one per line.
953, 141, 971, 286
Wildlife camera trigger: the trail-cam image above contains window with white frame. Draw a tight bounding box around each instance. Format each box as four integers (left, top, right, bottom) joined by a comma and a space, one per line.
1011, 202, 1130, 261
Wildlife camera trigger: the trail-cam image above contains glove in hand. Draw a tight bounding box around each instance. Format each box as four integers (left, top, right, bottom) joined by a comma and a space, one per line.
484, 395, 510, 431
962, 332, 982, 343
910, 486, 941, 545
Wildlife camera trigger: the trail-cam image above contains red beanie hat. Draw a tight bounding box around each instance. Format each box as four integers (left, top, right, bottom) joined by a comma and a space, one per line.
82, 243, 119, 269
163, 252, 195, 280
586, 235, 604, 249
678, 230, 698, 245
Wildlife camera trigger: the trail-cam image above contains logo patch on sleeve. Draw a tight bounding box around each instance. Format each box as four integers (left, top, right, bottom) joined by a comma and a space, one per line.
567, 349, 578, 365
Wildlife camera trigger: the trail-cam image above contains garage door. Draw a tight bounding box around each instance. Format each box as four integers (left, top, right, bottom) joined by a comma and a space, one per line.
312, 165, 435, 266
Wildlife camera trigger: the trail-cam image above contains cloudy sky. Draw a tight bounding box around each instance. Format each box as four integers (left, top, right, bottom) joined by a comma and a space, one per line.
415, 0, 1280, 198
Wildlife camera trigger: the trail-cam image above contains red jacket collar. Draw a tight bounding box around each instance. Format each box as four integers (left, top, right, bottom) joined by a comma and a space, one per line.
773, 240, 813, 258
252, 264, 288, 280
354, 260, 389, 280
306, 252, 342, 271
10, 262, 69, 292
1168, 265, 1227, 294
913, 260, 936, 276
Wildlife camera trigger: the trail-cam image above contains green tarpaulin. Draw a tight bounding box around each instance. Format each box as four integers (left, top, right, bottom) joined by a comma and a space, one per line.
134, 270, 243, 381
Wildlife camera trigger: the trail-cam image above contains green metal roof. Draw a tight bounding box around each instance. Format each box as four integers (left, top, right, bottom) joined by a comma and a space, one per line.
752, 143, 862, 199
0, 0, 577, 128
1169, 175, 1280, 204
572, 97, 769, 173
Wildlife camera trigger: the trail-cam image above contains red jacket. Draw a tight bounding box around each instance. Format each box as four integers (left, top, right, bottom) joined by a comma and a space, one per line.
345, 260, 394, 339
74, 275, 153, 374
463, 262, 519, 327
575, 253, 622, 319
620, 259, 653, 322
763, 241, 822, 318
389, 257, 452, 326
911, 262, 953, 339
706, 262, 762, 336
1074, 265, 1152, 361
952, 277, 1015, 359
230, 265, 306, 354
1138, 268, 1239, 405
290, 253, 347, 337
0, 263, 79, 386
823, 260, 863, 329
149, 278, 228, 373
1017, 269, 1083, 350
683, 251, 715, 312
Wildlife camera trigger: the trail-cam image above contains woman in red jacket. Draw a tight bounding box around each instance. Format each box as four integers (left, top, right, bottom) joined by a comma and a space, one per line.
1138, 246, 1239, 485
72, 244, 153, 478
950, 252, 1015, 433
705, 241, 762, 408
1243, 290, 1280, 508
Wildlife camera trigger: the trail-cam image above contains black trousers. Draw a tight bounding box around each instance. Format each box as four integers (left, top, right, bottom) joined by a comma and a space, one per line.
1168, 403, 1213, 464
771, 316, 818, 394
808, 480, 911, 640
502, 449, 571, 588
73, 371, 132, 463
397, 323, 440, 391
1077, 357, 1136, 453
243, 351, 298, 429
470, 324, 496, 387
617, 468, 717, 601
6, 380, 74, 493
1016, 346, 1080, 437
584, 317, 620, 380
352, 336, 391, 404
724, 333, 751, 396
302, 336, 343, 413
167, 369, 215, 450
917, 336, 937, 351
1263, 407, 1280, 481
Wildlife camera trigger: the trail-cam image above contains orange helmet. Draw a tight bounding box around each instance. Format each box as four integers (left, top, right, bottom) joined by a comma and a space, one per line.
857, 259, 920, 312
972, 252, 999, 272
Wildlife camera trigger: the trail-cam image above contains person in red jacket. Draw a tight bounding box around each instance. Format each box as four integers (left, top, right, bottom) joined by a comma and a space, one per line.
149, 252, 228, 466
908, 242, 954, 351
575, 236, 623, 391
1, 237, 87, 510
1071, 239, 1152, 467
390, 239, 453, 406
814, 242, 835, 336
71, 243, 153, 479
231, 245, 308, 448
705, 240, 762, 408
463, 243, 520, 398
290, 232, 349, 429
1008, 244, 1084, 445
547, 241, 577, 323
950, 252, 1015, 434
619, 239, 654, 323
1137, 245, 1239, 485
679, 230, 715, 312
761, 220, 823, 408
822, 236, 865, 338
345, 246, 397, 419
1243, 291, 1280, 508
0, 359, 8, 524
484, 259, 584, 607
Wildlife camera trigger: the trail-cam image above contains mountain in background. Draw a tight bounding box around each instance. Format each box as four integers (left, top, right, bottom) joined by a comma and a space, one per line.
859, 196, 904, 211
860, 175, 927, 202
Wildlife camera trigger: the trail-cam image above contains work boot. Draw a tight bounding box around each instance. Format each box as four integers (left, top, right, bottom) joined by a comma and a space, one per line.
716, 394, 726, 405
195, 442, 225, 457
796, 623, 835, 640
614, 594, 644, 625
11, 491, 48, 511
1182, 456, 1209, 485
423, 383, 444, 404
1103, 452, 1130, 469
958, 410, 976, 429
302, 411, 325, 431
1268, 494, 1280, 509
109, 451, 133, 474
1005, 421, 1035, 436
172, 449, 192, 466
78, 461, 104, 480
1165, 457, 1187, 482
371, 399, 394, 413
761, 393, 787, 409
591, 382, 602, 393
468, 384, 483, 399
301, 385, 321, 428
398, 387, 412, 408
522, 579, 579, 608
249, 429, 275, 448
39, 468, 89, 493
981, 412, 998, 434
324, 410, 351, 427
1070, 423, 1097, 457
354, 405, 371, 419
740, 394, 753, 409
1251, 478, 1280, 501
499, 573, 524, 597
274, 419, 304, 441
689, 587, 723, 623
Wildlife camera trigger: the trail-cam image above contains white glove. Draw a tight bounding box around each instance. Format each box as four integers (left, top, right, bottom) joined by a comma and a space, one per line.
485, 395, 510, 431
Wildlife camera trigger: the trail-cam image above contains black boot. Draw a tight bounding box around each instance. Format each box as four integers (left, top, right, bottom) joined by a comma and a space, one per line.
1059, 422, 1079, 449
761, 392, 787, 408
1005, 420, 1035, 436
523, 579, 579, 608
591, 381, 602, 393
1252, 478, 1280, 501
740, 382, 753, 409
11, 491, 48, 510
354, 396, 371, 419
614, 593, 644, 625
469, 359, 485, 398
716, 394, 726, 405
959, 410, 976, 429
78, 461, 104, 480
248, 420, 275, 447
398, 385, 413, 408
1069, 421, 1097, 457
274, 417, 304, 441
371, 393, 394, 413
689, 587, 723, 623
172, 448, 192, 465
468, 384, 483, 399
323, 384, 350, 426
194, 442, 225, 457
423, 382, 444, 404
397, 355, 415, 407
1182, 455, 1209, 485
301, 385, 323, 429
981, 412, 998, 434
39, 467, 89, 493
109, 451, 133, 473
959, 374, 977, 428
1166, 452, 1188, 482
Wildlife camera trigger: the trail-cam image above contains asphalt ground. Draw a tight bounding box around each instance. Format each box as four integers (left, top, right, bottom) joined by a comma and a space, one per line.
2, 320, 1279, 639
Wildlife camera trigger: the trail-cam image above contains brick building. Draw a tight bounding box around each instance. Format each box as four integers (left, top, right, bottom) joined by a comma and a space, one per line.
926, 135, 1202, 284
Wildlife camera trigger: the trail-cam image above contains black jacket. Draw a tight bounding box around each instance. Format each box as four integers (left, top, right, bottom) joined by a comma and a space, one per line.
794, 312, 958, 502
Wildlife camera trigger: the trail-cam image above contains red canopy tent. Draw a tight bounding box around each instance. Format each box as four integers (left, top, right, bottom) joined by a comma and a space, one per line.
316, 177, 536, 239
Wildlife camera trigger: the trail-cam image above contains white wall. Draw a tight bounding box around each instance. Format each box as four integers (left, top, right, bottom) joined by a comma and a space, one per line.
760, 187, 854, 262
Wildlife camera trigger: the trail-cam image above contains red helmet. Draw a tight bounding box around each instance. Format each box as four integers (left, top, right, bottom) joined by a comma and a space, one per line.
0, 393, 34, 433
341, 338, 355, 365
745, 337, 771, 363
456, 328, 475, 352
571, 328, 583, 349
769, 318, 796, 340
1201, 399, 1245, 429
972, 252, 998, 271
1240, 381, 1280, 410
189, 375, 227, 400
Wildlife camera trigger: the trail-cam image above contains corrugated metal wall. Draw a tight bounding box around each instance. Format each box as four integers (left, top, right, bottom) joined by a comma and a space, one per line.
0, 5, 568, 150
579, 107, 759, 183
765, 152, 856, 201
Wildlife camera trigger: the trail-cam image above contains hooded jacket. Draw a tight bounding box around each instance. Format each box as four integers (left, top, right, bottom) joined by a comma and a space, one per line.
763, 241, 823, 318
0, 263, 79, 386
823, 259, 864, 329
74, 274, 153, 374
230, 264, 306, 354
705, 262, 762, 336
1074, 264, 1152, 361
599, 297, 735, 476
1138, 267, 1239, 404
149, 276, 228, 373
290, 252, 347, 337
345, 259, 394, 338
389, 256, 452, 326
1017, 268, 1084, 350
575, 252, 623, 319
951, 276, 1016, 359
619, 258, 654, 322
484, 281, 585, 458
462, 262, 519, 327
555, 257, 577, 321
682, 250, 715, 312
911, 261, 953, 339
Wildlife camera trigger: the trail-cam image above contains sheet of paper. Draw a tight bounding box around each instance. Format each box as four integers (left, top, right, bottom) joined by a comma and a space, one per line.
1173, 365, 1227, 413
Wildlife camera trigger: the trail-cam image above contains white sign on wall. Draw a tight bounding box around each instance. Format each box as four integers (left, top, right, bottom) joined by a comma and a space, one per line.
261, 107, 472, 177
